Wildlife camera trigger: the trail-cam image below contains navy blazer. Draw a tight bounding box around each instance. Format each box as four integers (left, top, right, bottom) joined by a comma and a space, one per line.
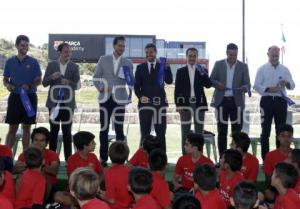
134, 62, 173, 107
174, 65, 212, 110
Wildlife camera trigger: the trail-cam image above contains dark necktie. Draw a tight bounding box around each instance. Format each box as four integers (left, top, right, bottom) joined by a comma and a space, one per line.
150, 63, 155, 75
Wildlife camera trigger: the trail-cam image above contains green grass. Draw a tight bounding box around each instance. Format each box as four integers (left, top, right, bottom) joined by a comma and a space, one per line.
0, 82, 9, 98
75, 88, 99, 104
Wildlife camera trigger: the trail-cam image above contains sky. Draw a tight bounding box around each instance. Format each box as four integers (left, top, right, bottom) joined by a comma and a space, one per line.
1, 0, 299, 94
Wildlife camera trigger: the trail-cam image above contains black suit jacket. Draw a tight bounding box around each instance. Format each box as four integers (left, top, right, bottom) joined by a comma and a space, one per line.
134, 62, 173, 107
174, 65, 212, 110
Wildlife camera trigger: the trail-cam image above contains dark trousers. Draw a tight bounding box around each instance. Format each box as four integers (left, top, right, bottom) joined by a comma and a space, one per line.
260, 96, 287, 160
139, 105, 167, 151
49, 106, 73, 161
216, 97, 243, 156
99, 96, 125, 161
179, 103, 205, 155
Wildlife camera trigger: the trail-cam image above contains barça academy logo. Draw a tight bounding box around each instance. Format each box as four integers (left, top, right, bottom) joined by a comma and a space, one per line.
53, 40, 84, 52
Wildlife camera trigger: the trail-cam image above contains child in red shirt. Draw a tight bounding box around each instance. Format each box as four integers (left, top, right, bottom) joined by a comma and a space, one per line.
0, 140, 13, 172
0, 194, 13, 209
55, 131, 104, 208
67, 131, 103, 179
129, 167, 160, 209
0, 159, 15, 207
14, 127, 60, 201
230, 132, 259, 182
0, 167, 15, 206
15, 147, 46, 209
289, 149, 300, 193
100, 141, 134, 209
219, 149, 244, 207
263, 124, 293, 185
149, 149, 172, 209
69, 167, 109, 209
271, 162, 300, 209
193, 164, 226, 209
231, 181, 259, 209
174, 133, 213, 191
128, 135, 161, 168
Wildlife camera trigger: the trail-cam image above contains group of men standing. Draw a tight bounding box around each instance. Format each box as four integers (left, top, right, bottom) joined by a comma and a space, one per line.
3, 35, 295, 163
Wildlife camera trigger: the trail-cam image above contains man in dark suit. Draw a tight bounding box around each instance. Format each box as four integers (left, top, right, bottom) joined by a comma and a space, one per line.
174, 48, 212, 154
210, 43, 251, 156
134, 43, 173, 151
42, 42, 80, 161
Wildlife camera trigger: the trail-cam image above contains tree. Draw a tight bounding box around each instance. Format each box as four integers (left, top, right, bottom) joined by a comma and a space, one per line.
79, 63, 96, 75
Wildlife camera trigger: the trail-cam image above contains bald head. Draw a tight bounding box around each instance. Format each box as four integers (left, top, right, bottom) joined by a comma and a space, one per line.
268, 45, 280, 66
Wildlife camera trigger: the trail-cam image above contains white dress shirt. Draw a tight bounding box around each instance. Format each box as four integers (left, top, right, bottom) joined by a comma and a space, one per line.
188, 64, 196, 97
254, 62, 295, 96
147, 60, 157, 74
224, 60, 236, 97
113, 54, 121, 75
59, 61, 68, 76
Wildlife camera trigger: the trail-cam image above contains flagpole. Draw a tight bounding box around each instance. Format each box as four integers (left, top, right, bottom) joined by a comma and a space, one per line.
242, 0, 245, 63
281, 24, 285, 64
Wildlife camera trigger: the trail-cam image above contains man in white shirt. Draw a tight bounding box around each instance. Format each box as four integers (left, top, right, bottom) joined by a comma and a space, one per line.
93, 36, 134, 166
174, 48, 212, 154
254, 45, 295, 160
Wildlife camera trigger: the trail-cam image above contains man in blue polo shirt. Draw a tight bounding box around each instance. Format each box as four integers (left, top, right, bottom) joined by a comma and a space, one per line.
3, 35, 42, 150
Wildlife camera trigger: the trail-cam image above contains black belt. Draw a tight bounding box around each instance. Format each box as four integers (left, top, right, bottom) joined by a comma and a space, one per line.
190, 97, 197, 103
262, 96, 282, 100
223, 96, 234, 100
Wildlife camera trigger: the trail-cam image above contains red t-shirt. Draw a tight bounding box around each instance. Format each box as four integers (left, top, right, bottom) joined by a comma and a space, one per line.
0, 171, 15, 206
0, 194, 13, 209
175, 154, 213, 189
133, 194, 160, 209
128, 148, 149, 168
195, 189, 226, 209
274, 189, 300, 209
105, 164, 133, 209
294, 178, 300, 194
219, 170, 244, 207
81, 198, 110, 209
18, 149, 60, 184
150, 172, 171, 208
241, 153, 259, 181
67, 152, 103, 176
15, 169, 46, 209
263, 149, 291, 177
0, 144, 13, 157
